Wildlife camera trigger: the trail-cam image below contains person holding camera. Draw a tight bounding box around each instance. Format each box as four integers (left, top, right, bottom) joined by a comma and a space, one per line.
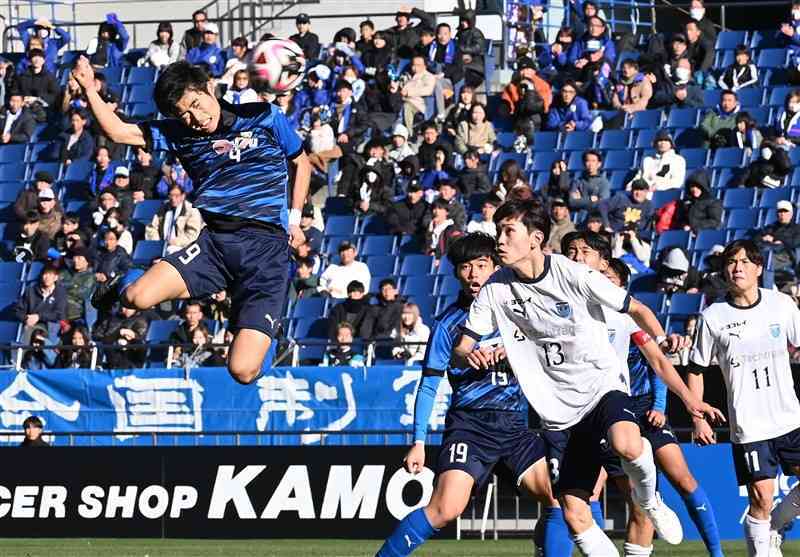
499, 57, 551, 146
636, 130, 686, 193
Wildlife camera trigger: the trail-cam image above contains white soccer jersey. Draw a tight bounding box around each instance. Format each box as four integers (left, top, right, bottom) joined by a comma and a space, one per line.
464, 254, 629, 430
690, 288, 800, 444
604, 308, 640, 392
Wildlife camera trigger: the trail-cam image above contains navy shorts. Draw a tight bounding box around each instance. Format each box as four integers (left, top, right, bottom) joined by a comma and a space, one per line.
437, 409, 546, 490
542, 390, 639, 496
630, 394, 678, 452
732, 427, 800, 485
163, 226, 289, 337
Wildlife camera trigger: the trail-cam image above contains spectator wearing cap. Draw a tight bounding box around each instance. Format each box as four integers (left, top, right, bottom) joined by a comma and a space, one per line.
14, 171, 60, 221
547, 197, 576, 254
59, 109, 95, 167
718, 45, 758, 92
656, 247, 701, 294
676, 169, 721, 233
20, 415, 49, 447
289, 13, 320, 61
15, 262, 65, 347
180, 9, 208, 57
457, 148, 492, 197
105, 165, 135, 221
319, 242, 371, 300
568, 149, 610, 212
388, 124, 415, 164
144, 183, 203, 255
13, 211, 50, 262
219, 36, 250, 87
700, 89, 740, 148
467, 194, 501, 238
59, 246, 97, 324
774, 89, 800, 148
93, 228, 130, 286
499, 56, 552, 143
385, 4, 436, 59
756, 200, 800, 249
568, 15, 616, 69
0, 91, 35, 144
15, 47, 59, 111
143, 22, 180, 69
545, 80, 593, 133
636, 130, 686, 193
86, 13, 129, 69
611, 58, 652, 116
454, 103, 496, 156
386, 180, 430, 240
16, 18, 70, 74
294, 204, 321, 255
328, 280, 373, 340
401, 55, 436, 132
295, 64, 333, 113
36, 186, 62, 240
186, 22, 225, 78
599, 178, 654, 234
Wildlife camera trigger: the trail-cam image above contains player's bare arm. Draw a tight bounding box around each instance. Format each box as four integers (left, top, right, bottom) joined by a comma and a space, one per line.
628, 298, 725, 423
454, 334, 499, 370
404, 443, 425, 474
71, 56, 146, 147
686, 371, 717, 445
288, 150, 311, 250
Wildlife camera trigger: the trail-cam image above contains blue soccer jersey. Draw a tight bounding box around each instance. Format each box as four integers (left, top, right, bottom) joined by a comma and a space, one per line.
627, 342, 667, 413
423, 293, 527, 413
140, 100, 302, 231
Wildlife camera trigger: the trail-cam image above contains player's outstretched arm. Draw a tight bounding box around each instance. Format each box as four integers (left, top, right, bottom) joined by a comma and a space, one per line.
628, 298, 725, 423
687, 370, 717, 445
405, 373, 442, 474
454, 334, 499, 370
288, 151, 311, 249
71, 56, 145, 147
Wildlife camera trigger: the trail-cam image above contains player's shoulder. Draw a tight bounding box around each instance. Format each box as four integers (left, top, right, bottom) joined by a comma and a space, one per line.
549, 253, 590, 279
761, 287, 795, 308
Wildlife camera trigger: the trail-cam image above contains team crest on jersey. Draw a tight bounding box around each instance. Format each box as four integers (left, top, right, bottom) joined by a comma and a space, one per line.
211, 132, 258, 162
770, 323, 781, 338
608, 328, 616, 343
554, 301, 572, 318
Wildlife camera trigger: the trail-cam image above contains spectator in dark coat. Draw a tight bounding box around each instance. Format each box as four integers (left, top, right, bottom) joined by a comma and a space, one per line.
688, 0, 717, 45
16, 48, 59, 111
15, 263, 65, 346
677, 169, 722, 233
599, 179, 654, 233
569, 149, 611, 212
385, 6, 436, 59
454, 9, 486, 86
328, 281, 373, 340
93, 228, 130, 285
365, 278, 405, 340
59, 246, 96, 323
129, 146, 160, 199
290, 13, 321, 61
93, 305, 148, 368
58, 109, 95, 165
437, 180, 467, 230
299, 204, 322, 254
55, 325, 93, 368
385, 180, 430, 239
0, 91, 36, 143
417, 122, 453, 171
734, 141, 791, 188
685, 20, 714, 87
13, 211, 50, 262
352, 165, 393, 216
14, 171, 58, 221
168, 300, 205, 361
457, 149, 492, 197
180, 9, 208, 56
755, 200, 800, 251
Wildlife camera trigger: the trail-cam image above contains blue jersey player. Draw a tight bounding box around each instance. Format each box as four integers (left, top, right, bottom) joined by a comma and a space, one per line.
376, 233, 550, 557
71, 57, 311, 384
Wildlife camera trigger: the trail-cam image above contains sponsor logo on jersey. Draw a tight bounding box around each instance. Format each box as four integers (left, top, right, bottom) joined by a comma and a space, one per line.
212, 132, 259, 162
722, 320, 747, 331
555, 301, 572, 318
770, 323, 781, 338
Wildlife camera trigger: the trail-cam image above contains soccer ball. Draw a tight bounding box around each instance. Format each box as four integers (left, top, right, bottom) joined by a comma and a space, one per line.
249, 38, 306, 94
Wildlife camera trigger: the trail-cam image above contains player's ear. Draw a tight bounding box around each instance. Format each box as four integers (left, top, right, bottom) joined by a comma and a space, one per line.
206, 80, 215, 95
531, 229, 544, 248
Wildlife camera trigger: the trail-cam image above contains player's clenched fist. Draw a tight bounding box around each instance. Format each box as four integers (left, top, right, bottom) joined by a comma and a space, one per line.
71, 55, 95, 91
404, 443, 425, 474
288, 224, 305, 250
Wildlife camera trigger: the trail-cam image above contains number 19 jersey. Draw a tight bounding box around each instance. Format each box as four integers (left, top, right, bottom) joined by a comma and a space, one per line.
690, 288, 800, 444
463, 254, 629, 431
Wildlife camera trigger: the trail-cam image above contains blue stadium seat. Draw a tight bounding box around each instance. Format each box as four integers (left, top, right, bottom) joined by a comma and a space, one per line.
324, 215, 357, 236
124, 84, 154, 104
131, 199, 163, 223
360, 214, 389, 235
761, 208, 778, 227
634, 129, 658, 149
561, 131, 594, 151
0, 320, 19, 343
714, 49, 735, 70
435, 256, 454, 276
790, 148, 800, 167
567, 150, 584, 172
126, 66, 156, 85
769, 86, 793, 106
324, 196, 350, 216
361, 235, 395, 257
608, 170, 629, 192
146, 320, 180, 343
291, 297, 326, 319
604, 150, 636, 171
438, 275, 461, 297
726, 208, 759, 230
736, 87, 764, 107
757, 49, 788, 69
750, 30, 782, 50
680, 148, 709, 169
723, 188, 757, 210
0, 164, 25, 182
667, 293, 704, 316
693, 230, 727, 253
132, 240, 165, 266
366, 255, 396, 277
636, 292, 665, 314
629, 273, 658, 293
401, 275, 436, 297
759, 188, 792, 209
0, 182, 23, 203
651, 189, 681, 209
598, 130, 630, 150
627, 110, 663, 130
496, 131, 516, 150
26, 261, 44, 282
406, 295, 436, 323
674, 128, 706, 149
30, 161, 60, 182
712, 148, 745, 168
703, 90, 722, 107
530, 151, 562, 173
59, 50, 84, 68
0, 262, 22, 283
655, 230, 690, 253
368, 276, 390, 293
399, 255, 433, 276
490, 152, 527, 175
716, 30, 747, 51
532, 131, 559, 151
291, 316, 329, 343
741, 106, 770, 126
666, 108, 700, 129
128, 102, 157, 120
0, 144, 27, 165
62, 160, 93, 183
99, 66, 122, 86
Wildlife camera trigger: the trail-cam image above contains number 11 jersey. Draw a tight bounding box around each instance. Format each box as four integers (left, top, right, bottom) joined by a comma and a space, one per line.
690, 288, 800, 444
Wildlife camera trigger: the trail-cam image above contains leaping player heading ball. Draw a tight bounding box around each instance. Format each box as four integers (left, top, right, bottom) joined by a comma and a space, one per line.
71, 56, 311, 383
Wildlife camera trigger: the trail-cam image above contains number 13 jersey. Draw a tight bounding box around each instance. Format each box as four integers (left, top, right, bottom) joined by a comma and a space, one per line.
690, 288, 800, 444
463, 254, 630, 431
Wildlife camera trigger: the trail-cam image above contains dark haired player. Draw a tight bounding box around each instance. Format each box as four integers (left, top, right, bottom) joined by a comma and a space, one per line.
454, 200, 724, 556
376, 233, 550, 557
71, 57, 311, 384
689, 240, 800, 557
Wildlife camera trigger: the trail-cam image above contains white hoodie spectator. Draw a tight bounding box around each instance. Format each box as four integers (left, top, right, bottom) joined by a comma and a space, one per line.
388, 124, 416, 163
318, 241, 371, 299
637, 130, 686, 193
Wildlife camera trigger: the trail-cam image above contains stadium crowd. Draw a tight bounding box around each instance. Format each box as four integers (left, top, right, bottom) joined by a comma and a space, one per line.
1, 0, 800, 369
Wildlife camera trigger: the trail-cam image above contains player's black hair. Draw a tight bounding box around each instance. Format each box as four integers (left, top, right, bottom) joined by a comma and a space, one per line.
154, 61, 211, 118
607, 258, 630, 287
22, 416, 43, 429
447, 232, 500, 269
347, 280, 365, 294
722, 239, 765, 267
379, 277, 397, 289
720, 89, 738, 101
493, 199, 551, 243
560, 230, 612, 261
583, 148, 603, 163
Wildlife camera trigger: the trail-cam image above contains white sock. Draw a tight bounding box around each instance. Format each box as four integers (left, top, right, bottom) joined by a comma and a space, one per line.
623, 542, 653, 557
744, 514, 771, 557
771, 483, 800, 532
620, 438, 657, 507
574, 523, 620, 557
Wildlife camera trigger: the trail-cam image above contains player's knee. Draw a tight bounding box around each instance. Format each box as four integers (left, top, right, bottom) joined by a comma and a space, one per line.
122, 283, 147, 310
673, 474, 698, 496
425, 499, 465, 528
562, 503, 593, 533
228, 363, 261, 385
749, 484, 774, 515
613, 436, 644, 462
